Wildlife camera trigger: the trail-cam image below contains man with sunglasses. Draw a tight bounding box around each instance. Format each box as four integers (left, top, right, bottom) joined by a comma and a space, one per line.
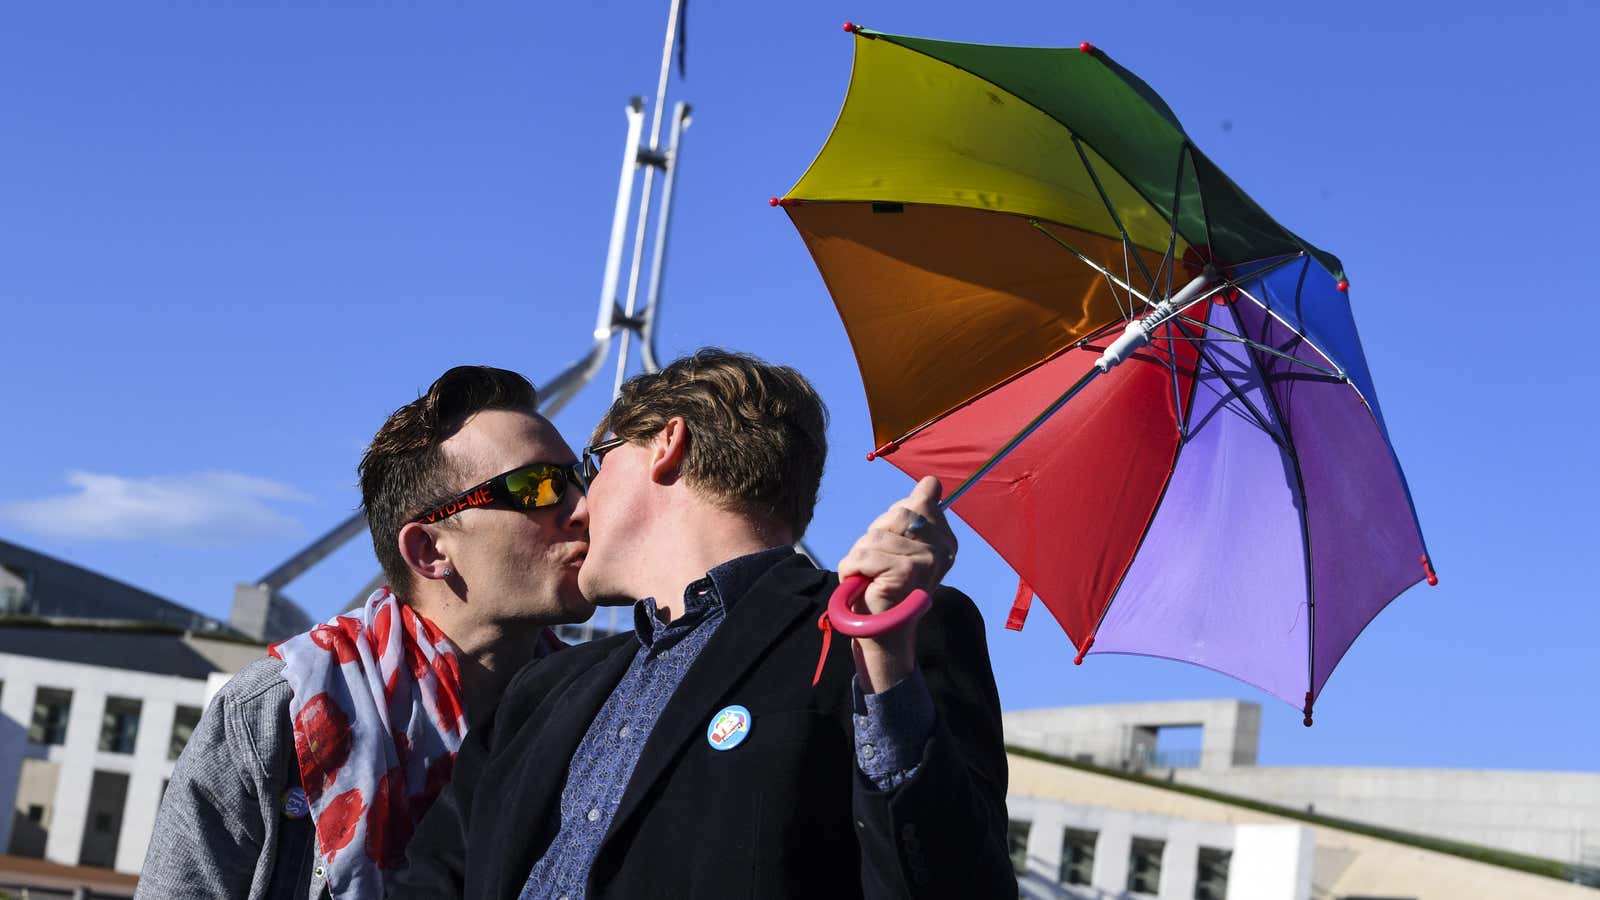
393, 350, 1013, 899
140, 366, 592, 900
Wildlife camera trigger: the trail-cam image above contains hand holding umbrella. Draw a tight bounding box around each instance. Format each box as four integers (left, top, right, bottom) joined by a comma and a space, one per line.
835, 475, 957, 692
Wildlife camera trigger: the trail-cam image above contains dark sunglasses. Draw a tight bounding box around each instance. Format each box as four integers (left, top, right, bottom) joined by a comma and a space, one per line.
580, 436, 628, 481
410, 461, 586, 525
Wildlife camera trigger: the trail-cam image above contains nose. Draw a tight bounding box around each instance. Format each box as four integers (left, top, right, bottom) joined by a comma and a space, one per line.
565, 490, 590, 535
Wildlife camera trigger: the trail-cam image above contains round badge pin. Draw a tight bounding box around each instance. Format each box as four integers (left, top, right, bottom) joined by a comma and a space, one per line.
282, 786, 310, 819
706, 705, 752, 751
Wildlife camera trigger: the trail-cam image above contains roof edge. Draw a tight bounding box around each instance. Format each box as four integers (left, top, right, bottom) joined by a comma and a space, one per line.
1006, 745, 1581, 884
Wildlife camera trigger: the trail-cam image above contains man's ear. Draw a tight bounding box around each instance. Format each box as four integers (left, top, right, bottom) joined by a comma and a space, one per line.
398, 521, 453, 582
647, 416, 689, 485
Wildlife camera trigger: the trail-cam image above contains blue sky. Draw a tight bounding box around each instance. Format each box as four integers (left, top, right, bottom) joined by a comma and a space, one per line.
2, 1, 1595, 771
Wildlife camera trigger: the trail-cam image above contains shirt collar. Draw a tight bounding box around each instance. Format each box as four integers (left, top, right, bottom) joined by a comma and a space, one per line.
631, 545, 797, 647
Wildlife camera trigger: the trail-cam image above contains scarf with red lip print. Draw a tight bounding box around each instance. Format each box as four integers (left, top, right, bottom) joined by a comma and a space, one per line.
270, 587, 564, 897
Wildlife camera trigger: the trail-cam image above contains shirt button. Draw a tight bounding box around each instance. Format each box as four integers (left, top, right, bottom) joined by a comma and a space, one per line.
314, 864, 325, 878
618, 725, 631, 739
861, 743, 876, 759
587, 807, 601, 823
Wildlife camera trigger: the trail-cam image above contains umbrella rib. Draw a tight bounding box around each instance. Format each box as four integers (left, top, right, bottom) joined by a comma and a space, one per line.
1224, 281, 1357, 391
880, 318, 1127, 450
1029, 220, 1157, 308
1028, 223, 1311, 338
1103, 264, 1133, 322
1142, 160, 1181, 310
1221, 300, 1319, 723
1155, 151, 1190, 434
1170, 313, 1344, 381
1186, 143, 1219, 259
1185, 339, 1284, 444
1072, 135, 1157, 290
937, 365, 1105, 512
1186, 369, 1283, 442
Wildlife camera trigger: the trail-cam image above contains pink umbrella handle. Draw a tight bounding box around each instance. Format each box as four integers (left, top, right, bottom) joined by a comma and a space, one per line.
826, 574, 934, 637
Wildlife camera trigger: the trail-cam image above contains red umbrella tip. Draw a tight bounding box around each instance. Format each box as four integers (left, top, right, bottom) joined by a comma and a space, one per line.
1421, 554, 1439, 586
843, 21, 859, 33
768, 197, 779, 207
1303, 715, 1314, 727
1336, 279, 1350, 292
1079, 41, 1095, 53
769, 197, 803, 208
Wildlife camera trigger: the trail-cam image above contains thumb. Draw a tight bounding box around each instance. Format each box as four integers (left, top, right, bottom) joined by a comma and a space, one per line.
908, 475, 944, 512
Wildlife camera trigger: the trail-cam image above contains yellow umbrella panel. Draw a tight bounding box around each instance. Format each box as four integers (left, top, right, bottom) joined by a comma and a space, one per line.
785, 32, 1184, 446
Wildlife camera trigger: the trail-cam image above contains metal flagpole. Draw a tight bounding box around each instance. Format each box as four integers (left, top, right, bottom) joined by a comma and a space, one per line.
237, 0, 693, 641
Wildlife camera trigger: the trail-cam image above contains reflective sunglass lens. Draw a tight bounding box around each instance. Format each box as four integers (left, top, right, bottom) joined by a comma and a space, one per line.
506, 466, 562, 509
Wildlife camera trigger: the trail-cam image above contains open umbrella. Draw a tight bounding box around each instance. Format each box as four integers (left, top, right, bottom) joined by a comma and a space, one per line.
775, 25, 1434, 722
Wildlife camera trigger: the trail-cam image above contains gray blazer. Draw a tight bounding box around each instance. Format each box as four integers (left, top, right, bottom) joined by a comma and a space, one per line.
136, 656, 328, 900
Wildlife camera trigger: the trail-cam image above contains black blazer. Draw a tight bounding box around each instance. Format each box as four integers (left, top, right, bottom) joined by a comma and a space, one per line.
390, 554, 1015, 900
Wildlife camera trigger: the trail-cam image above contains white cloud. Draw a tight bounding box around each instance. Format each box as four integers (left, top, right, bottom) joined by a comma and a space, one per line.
0, 470, 314, 545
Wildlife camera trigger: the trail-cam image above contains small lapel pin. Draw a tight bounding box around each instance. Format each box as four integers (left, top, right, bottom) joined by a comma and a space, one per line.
706, 705, 752, 751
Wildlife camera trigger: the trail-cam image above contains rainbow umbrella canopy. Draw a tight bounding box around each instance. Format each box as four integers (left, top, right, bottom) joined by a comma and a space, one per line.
777, 26, 1434, 721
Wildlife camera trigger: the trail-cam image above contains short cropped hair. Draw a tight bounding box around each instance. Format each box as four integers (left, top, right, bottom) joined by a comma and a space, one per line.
596, 349, 828, 537
359, 366, 539, 597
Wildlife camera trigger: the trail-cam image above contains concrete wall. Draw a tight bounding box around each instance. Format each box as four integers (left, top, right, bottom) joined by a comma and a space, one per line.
183, 634, 268, 676
1005, 700, 1260, 772
1009, 753, 1596, 899
0, 652, 210, 873
1174, 765, 1600, 866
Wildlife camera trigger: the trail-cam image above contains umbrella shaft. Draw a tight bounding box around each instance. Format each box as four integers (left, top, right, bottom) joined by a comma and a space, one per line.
938, 267, 1214, 513
939, 366, 1103, 512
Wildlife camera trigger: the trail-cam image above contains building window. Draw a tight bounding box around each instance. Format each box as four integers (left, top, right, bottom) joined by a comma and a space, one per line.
25, 805, 44, 823
1007, 820, 1031, 876
98, 697, 142, 754
1127, 837, 1164, 895
29, 687, 73, 745
169, 705, 202, 760
1195, 846, 1230, 900
1059, 828, 1096, 885
0, 564, 29, 614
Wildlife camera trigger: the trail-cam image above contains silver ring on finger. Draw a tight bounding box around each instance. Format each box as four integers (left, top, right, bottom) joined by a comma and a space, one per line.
903, 513, 932, 539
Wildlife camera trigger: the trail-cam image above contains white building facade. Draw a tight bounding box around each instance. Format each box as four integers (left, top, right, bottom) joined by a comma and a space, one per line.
0, 628, 263, 874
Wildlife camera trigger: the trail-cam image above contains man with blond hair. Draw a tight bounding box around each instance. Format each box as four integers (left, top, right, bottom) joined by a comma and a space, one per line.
394, 350, 1013, 899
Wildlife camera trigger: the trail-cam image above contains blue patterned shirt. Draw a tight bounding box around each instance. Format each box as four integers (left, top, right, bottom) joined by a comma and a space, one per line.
519, 547, 933, 900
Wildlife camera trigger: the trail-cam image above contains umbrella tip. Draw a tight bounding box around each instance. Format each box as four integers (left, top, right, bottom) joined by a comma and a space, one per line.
844, 21, 859, 34
769, 197, 803, 208
1303, 692, 1315, 727
1079, 41, 1095, 53
866, 439, 901, 461
1073, 636, 1094, 665
1421, 554, 1439, 586
1336, 279, 1350, 292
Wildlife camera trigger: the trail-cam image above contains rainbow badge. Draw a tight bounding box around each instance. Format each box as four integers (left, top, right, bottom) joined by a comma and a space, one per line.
706, 705, 752, 751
